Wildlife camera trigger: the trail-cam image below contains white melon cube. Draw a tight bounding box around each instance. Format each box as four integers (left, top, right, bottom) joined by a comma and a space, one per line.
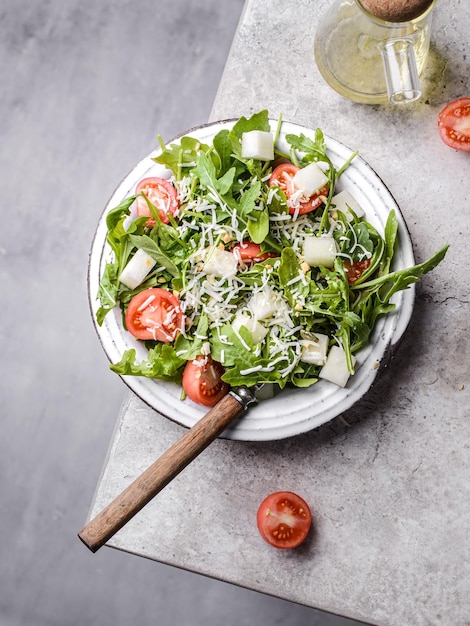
203, 247, 238, 278
330, 190, 364, 221
241, 130, 274, 161
300, 333, 329, 366
248, 287, 278, 320
319, 345, 356, 387
303, 236, 337, 267
232, 312, 268, 344
119, 248, 157, 290
292, 162, 329, 197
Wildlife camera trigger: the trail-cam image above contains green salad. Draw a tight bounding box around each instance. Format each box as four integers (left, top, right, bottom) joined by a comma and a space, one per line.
96, 110, 448, 406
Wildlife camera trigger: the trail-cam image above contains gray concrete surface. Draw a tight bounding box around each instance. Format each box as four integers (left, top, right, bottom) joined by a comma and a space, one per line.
0, 2, 361, 625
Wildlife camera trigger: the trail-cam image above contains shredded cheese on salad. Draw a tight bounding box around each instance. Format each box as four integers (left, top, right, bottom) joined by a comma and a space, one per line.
96, 110, 448, 397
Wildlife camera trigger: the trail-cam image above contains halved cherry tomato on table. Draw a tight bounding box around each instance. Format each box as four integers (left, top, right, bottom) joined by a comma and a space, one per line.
232, 241, 277, 263
343, 258, 371, 285
257, 491, 312, 549
269, 163, 328, 215
125, 288, 183, 342
182, 355, 229, 407
437, 97, 470, 152
135, 177, 180, 226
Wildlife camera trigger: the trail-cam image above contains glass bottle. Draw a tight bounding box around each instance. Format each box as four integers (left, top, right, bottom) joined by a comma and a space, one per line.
314, 0, 436, 104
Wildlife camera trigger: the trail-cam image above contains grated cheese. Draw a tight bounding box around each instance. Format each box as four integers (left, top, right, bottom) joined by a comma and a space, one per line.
106, 124, 394, 393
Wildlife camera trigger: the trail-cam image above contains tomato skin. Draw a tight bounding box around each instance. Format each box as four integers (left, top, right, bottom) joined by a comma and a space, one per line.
437, 98, 470, 152
344, 258, 371, 284
257, 491, 312, 549
125, 288, 183, 342
269, 162, 299, 189
232, 241, 277, 263
135, 177, 180, 225
269, 163, 328, 215
182, 355, 229, 407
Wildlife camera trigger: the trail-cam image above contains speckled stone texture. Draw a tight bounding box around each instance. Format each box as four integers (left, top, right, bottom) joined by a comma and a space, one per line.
85, 1, 469, 625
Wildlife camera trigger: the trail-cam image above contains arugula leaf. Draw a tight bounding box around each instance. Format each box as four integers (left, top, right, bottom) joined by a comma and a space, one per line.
193, 151, 236, 198
353, 222, 374, 257
210, 325, 288, 387
152, 137, 181, 174
110, 345, 185, 379
213, 129, 234, 174
291, 375, 319, 388
278, 247, 309, 305
106, 211, 135, 263
154, 135, 209, 178
349, 243, 449, 342
193, 150, 217, 189
173, 314, 209, 361
96, 200, 144, 323
238, 180, 261, 218
285, 130, 328, 163
96, 262, 119, 325
128, 234, 180, 278
216, 167, 237, 195
353, 244, 449, 298
247, 208, 269, 244
231, 109, 270, 139
105, 195, 136, 231
380, 210, 398, 276
278, 247, 300, 286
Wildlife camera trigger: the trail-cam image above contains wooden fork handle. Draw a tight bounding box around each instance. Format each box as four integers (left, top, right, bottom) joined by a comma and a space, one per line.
78, 392, 246, 552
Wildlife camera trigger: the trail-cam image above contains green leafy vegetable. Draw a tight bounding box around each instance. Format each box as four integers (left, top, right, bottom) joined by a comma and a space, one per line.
110, 345, 185, 380
95, 110, 449, 397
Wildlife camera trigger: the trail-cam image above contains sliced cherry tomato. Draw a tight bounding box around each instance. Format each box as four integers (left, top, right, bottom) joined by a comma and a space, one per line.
182, 355, 229, 407
125, 288, 183, 342
135, 177, 180, 226
269, 163, 328, 215
257, 491, 312, 549
232, 241, 277, 263
437, 97, 470, 152
343, 258, 371, 285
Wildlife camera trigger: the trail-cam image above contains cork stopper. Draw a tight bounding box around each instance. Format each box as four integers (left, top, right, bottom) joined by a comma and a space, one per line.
358, 0, 435, 22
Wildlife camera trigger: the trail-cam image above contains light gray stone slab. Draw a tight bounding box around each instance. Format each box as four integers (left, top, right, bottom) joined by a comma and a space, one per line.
88, 1, 470, 625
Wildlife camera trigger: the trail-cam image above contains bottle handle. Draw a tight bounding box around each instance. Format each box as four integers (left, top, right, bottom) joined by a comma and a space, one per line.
379, 38, 421, 104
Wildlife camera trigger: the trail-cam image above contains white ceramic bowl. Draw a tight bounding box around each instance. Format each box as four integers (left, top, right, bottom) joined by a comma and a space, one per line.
88, 118, 415, 441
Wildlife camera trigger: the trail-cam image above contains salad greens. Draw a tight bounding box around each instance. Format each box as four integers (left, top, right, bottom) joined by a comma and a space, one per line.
96, 110, 448, 393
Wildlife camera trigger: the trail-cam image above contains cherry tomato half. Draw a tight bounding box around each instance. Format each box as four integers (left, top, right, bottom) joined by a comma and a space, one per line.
182, 355, 229, 407
437, 97, 470, 152
232, 241, 277, 263
135, 177, 180, 226
269, 163, 328, 215
257, 491, 312, 549
125, 288, 183, 342
343, 258, 371, 285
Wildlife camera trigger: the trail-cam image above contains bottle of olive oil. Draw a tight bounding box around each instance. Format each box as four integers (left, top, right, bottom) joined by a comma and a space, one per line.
314, 0, 436, 104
